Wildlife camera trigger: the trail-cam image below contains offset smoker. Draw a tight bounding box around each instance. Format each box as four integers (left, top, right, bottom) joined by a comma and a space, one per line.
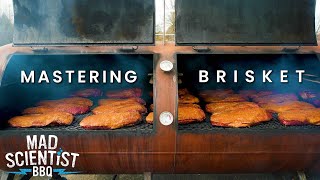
0, 0, 320, 175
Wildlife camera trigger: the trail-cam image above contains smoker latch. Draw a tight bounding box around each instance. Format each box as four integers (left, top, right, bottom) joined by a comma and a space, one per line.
31, 47, 49, 53
159, 111, 174, 126
118, 46, 139, 53
192, 46, 211, 53
160, 60, 174, 72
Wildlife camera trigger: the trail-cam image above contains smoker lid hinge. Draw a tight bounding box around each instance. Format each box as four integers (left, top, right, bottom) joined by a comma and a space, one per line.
282, 46, 300, 53
118, 46, 139, 53
31, 47, 49, 53
192, 46, 211, 53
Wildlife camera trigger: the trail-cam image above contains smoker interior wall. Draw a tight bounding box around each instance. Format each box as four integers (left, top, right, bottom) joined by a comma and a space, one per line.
177, 54, 320, 93
0, 54, 153, 124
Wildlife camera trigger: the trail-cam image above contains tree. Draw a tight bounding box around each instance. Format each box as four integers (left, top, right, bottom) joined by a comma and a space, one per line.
165, 0, 175, 42
0, 14, 13, 46
155, 24, 164, 42
165, 11, 175, 42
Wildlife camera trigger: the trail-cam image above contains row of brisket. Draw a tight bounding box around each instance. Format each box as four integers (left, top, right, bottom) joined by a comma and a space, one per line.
196, 89, 320, 127
8, 88, 320, 129
9, 88, 146, 129
147, 88, 320, 127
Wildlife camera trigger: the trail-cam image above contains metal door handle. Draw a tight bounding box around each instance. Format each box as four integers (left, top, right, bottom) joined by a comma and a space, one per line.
159, 111, 174, 126
160, 60, 173, 72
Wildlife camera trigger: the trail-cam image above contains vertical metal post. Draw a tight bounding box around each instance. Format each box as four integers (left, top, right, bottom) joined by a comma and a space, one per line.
163, 0, 166, 45
297, 171, 307, 180
144, 172, 152, 180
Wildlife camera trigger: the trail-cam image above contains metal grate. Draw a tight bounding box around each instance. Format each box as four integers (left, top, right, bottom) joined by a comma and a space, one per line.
178, 114, 320, 132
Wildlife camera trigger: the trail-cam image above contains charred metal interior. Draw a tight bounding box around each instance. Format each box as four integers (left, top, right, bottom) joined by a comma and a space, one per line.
0, 54, 154, 132
177, 54, 320, 132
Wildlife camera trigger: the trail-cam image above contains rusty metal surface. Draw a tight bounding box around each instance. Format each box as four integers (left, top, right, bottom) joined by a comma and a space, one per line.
13, 0, 155, 46
1, 43, 320, 85
176, 0, 317, 46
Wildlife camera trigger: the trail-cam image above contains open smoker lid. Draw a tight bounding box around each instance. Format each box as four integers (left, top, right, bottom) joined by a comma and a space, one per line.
13, 0, 155, 46
176, 0, 317, 46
